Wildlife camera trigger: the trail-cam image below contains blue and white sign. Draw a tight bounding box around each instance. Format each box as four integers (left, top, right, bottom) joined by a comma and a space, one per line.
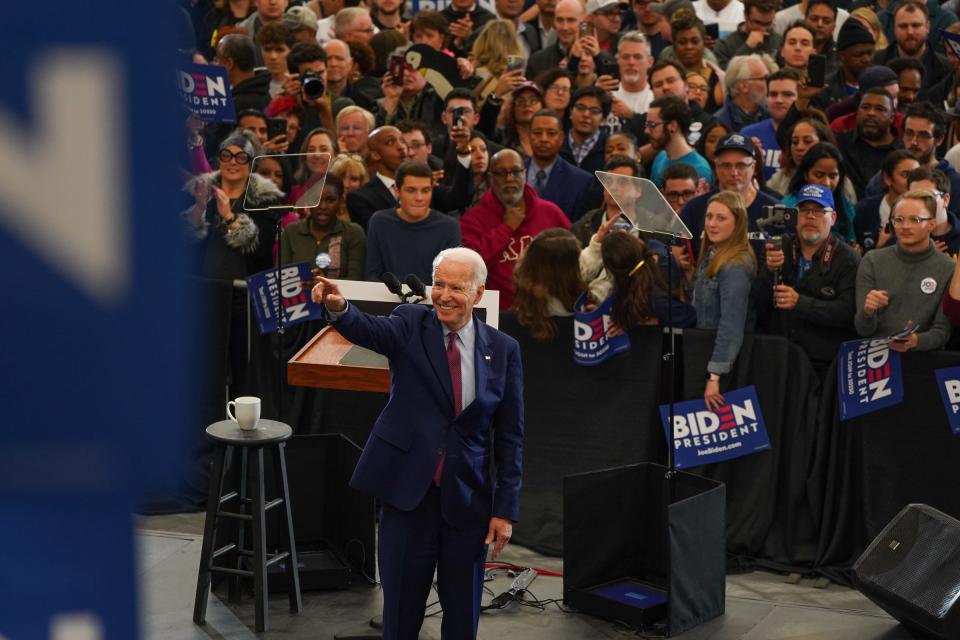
934, 366, 960, 435
247, 262, 325, 334
943, 30, 960, 60
177, 61, 235, 123
573, 292, 631, 366
659, 385, 771, 469
0, 4, 190, 638
837, 339, 904, 421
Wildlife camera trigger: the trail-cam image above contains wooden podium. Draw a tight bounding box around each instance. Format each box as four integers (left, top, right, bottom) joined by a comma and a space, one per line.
288, 325, 390, 393
285, 280, 500, 394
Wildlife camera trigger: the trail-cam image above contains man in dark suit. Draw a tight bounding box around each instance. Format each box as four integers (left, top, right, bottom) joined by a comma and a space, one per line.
526, 0, 583, 80
529, 109, 598, 221
345, 126, 407, 229
310, 248, 524, 640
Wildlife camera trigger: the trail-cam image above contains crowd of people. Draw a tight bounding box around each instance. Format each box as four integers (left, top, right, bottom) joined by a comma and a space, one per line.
179, 0, 960, 404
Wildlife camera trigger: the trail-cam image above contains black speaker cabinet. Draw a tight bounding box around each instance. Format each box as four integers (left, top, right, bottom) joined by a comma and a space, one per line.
564, 462, 726, 636
854, 503, 960, 640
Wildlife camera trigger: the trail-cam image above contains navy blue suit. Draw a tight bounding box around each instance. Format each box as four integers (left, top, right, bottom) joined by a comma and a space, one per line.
333, 302, 524, 639
530, 157, 598, 223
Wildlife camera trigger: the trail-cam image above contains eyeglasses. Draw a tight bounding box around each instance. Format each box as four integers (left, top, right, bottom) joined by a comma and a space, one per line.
715, 160, 754, 172
903, 129, 935, 141
664, 190, 695, 201
797, 206, 829, 217
514, 96, 542, 107
644, 119, 663, 130
334, 152, 364, 162
489, 168, 525, 179
687, 85, 708, 93
595, 9, 623, 17
547, 85, 571, 95
407, 141, 427, 150
892, 215, 933, 226
573, 103, 603, 115
219, 149, 251, 165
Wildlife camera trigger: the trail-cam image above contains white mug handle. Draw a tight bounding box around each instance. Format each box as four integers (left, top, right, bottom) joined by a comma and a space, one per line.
227, 400, 238, 423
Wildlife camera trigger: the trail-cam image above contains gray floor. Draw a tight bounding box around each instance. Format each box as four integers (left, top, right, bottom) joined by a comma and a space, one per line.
138, 513, 918, 640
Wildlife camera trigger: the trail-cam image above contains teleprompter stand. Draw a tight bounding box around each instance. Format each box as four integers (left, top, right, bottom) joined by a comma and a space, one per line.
561, 175, 726, 636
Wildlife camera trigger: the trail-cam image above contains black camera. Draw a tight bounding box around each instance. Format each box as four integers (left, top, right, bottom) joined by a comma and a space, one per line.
301, 71, 325, 100
451, 106, 468, 127
756, 205, 798, 236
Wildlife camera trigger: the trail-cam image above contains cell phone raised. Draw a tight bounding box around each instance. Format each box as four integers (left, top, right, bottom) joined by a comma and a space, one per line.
705, 23, 719, 39
389, 53, 405, 85
612, 212, 636, 232
506, 54, 525, 73
579, 21, 596, 39
807, 54, 827, 88
451, 105, 468, 127
267, 117, 286, 140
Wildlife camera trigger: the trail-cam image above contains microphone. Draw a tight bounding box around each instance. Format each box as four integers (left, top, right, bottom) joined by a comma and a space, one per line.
863, 232, 876, 251
382, 272, 406, 299
404, 274, 427, 301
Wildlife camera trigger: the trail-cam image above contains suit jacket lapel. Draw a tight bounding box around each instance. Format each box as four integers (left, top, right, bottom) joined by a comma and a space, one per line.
473, 316, 492, 408
423, 312, 455, 411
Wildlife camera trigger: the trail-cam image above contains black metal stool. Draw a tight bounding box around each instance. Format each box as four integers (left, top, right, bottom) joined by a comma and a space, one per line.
193, 419, 302, 632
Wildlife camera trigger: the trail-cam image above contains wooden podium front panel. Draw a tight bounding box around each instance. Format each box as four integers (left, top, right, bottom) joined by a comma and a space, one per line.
288, 326, 390, 393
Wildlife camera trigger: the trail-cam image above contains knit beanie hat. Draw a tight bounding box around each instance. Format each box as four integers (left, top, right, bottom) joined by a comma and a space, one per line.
836, 19, 875, 51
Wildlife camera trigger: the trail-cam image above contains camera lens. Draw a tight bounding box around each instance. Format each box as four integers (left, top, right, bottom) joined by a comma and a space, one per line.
301, 72, 325, 100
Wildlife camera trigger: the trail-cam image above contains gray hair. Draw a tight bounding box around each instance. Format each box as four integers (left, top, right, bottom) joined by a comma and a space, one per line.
618, 31, 649, 49
334, 7, 372, 38
432, 248, 488, 290
724, 54, 770, 94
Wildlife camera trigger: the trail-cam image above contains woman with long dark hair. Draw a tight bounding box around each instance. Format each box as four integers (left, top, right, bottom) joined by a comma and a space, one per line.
768, 116, 832, 192
512, 229, 586, 341
693, 190, 757, 410
784, 143, 857, 242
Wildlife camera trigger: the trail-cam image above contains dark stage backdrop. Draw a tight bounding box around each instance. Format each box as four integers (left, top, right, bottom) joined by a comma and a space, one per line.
498, 314, 667, 555
680, 330, 823, 571
176, 295, 960, 582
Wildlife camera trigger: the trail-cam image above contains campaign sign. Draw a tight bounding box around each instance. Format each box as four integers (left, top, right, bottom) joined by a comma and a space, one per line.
658, 385, 771, 469
1, 4, 191, 637
837, 339, 904, 421
247, 262, 325, 333
934, 366, 960, 435
573, 292, 630, 366
177, 61, 235, 122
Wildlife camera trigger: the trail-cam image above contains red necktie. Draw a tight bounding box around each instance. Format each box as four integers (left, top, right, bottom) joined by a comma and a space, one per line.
434, 332, 461, 485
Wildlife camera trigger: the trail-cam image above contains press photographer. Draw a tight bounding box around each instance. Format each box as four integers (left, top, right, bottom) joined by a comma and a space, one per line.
752, 184, 860, 369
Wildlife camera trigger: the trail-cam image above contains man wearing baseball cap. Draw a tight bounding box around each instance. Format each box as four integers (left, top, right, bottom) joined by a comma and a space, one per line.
752, 184, 861, 369
585, 0, 629, 52
679, 132, 781, 258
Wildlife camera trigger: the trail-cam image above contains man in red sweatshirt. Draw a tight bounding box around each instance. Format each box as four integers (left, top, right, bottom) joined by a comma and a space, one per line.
460, 149, 572, 308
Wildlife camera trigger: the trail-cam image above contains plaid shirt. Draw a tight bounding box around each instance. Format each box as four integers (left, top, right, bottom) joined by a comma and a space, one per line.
568, 130, 601, 167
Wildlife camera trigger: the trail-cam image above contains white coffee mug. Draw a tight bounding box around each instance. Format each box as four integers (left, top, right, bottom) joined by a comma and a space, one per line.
227, 396, 261, 430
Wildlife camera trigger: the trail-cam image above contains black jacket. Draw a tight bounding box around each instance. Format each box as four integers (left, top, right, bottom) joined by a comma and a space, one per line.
231, 69, 272, 117
346, 177, 397, 230
526, 41, 565, 82
874, 43, 952, 93
752, 233, 860, 366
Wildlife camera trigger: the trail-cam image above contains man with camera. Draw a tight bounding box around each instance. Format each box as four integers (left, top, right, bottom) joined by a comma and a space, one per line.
282, 42, 355, 133
752, 184, 860, 368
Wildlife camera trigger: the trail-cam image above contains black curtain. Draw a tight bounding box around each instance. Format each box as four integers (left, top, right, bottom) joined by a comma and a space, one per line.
499, 313, 667, 555
680, 330, 822, 572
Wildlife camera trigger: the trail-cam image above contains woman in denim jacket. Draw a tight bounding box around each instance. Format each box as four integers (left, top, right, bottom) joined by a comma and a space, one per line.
692, 190, 758, 410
